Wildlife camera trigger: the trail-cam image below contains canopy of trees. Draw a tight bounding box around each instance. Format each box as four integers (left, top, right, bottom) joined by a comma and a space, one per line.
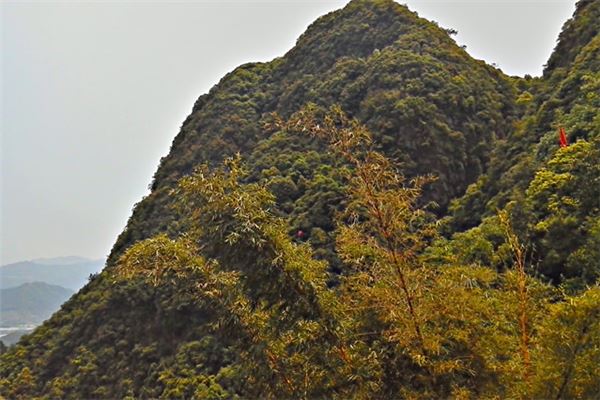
1, 0, 599, 398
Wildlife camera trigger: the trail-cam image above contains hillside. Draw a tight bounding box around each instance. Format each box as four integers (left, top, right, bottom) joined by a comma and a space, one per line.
107, 0, 516, 267
446, 0, 600, 287
1, 0, 599, 398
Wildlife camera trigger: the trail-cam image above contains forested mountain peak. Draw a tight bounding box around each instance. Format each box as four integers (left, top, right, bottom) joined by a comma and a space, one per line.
109, 0, 516, 265
281, 0, 426, 74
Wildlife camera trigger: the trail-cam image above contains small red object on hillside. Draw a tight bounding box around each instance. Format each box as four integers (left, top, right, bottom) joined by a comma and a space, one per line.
559, 127, 568, 148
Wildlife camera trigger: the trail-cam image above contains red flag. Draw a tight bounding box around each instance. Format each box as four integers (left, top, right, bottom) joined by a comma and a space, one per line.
559, 127, 568, 148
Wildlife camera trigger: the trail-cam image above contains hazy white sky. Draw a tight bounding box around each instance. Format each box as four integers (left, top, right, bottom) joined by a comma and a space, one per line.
1, 0, 576, 265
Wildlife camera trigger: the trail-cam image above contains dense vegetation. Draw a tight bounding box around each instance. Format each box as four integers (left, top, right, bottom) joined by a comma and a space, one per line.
107, 0, 517, 266
1, 0, 599, 398
446, 0, 600, 288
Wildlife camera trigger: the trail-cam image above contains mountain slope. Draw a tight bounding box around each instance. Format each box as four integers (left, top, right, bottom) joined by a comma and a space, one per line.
446, 0, 600, 286
2, 0, 598, 398
108, 0, 516, 266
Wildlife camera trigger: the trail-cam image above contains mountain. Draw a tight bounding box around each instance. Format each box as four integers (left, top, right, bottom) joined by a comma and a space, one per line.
0, 330, 31, 347
446, 0, 600, 287
0, 258, 104, 291
0, 282, 74, 327
0, 283, 74, 348
1, 0, 599, 398
107, 0, 517, 267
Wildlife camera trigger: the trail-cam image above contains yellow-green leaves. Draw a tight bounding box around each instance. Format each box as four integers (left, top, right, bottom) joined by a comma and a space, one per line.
111, 109, 600, 399
531, 287, 600, 399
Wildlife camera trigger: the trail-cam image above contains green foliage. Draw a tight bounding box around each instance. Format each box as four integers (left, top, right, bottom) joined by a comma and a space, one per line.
443, 141, 600, 287
427, 215, 511, 269
525, 139, 600, 284
115, 157, 345, 398
2, 0, 600, 398
98, 114, 600, 397
531, 287, 600, 399
448, 0, 600, 286
154, 339, 234, 399
544, 0, 600, 76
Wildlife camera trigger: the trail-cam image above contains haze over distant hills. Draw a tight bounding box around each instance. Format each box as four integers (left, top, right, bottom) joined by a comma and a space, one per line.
0, 257, 103, 346
0, 257, 104, 291
27, 256, 92, 266
0, 282, 74, 327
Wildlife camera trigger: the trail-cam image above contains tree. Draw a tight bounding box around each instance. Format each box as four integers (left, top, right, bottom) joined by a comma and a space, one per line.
526, 139, 600, 285
116, 155, 346, 398
113, 107, 600, 399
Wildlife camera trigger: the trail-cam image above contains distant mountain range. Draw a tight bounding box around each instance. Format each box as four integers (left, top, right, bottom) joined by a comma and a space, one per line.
0, 257, 105, 346
0, 257, 104, 291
